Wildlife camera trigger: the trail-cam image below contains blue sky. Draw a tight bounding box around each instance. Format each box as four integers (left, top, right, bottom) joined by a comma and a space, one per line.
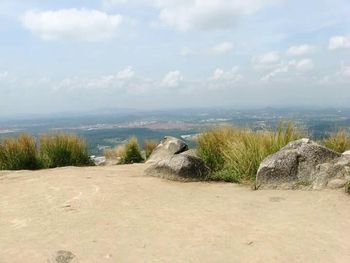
0, 0, 349, 116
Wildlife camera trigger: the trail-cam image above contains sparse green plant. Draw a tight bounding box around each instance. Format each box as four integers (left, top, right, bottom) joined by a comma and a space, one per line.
144, 139, 158, 159
39, 134, 93, 168
119, 137, 144, 164
198, 122, 303, 183
345, 181, 350, 194
0, 134, 40, 170
322, 129, 350, 153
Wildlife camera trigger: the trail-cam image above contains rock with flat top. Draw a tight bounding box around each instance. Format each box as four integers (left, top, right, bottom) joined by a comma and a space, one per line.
145, 154, 209, 181
146, 136, 188, 164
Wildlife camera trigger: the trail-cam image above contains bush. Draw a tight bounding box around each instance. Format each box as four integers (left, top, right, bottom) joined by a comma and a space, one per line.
197, 123, 302, 183
119, 137, 144, 164
345, 181, 350, 194
104, 145, 126, 160
144, 139, 158, 159
39, 134, 93, 168
0, 134, 40, 170
322, 130, 350, 153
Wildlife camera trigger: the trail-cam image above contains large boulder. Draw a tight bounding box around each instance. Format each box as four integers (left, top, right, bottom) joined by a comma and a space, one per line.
144, 154, 210, 181
312, 154, 350, 189
256, 138, 341, 189
180, 149, 198, 158
146, 136, 188, 164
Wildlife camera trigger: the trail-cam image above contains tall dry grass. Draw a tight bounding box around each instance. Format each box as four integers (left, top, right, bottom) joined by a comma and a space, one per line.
144, 139, 158, 159
104, 145, 126, 160
322, 130, 350, 153
0, 134, 40, 170
39, 134, 92, 168
197, 123, 303, 183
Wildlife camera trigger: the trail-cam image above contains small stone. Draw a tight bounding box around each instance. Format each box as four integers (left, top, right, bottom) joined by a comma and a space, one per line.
55, 250, 75, 263
327, 179, 347, 189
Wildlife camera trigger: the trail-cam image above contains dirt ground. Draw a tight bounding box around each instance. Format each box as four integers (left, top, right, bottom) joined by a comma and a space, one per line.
0, 164, 349, 263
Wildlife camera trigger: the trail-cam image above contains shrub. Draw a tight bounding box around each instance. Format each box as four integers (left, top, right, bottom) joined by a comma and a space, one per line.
0, 134, 40, 170
345, 181, 350, 194
39, 134, 93, 168
144, 139, 158, 159
104, 145, 127, 160
119, 137, 144, 164
322, 130, 350, 153
197, 122, 302, 183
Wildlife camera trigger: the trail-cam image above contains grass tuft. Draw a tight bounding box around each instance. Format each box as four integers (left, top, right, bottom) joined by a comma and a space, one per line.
197, 122, 302, 183
39, 134, 93, 168
345, 181, 350, 194
118, 137, 144, 164
0, 134, 40, 170
144, 139, 158, 159
321, 129, 350, 153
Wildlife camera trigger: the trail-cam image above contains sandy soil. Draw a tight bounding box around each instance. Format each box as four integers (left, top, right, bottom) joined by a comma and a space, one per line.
0, 164, 349, 263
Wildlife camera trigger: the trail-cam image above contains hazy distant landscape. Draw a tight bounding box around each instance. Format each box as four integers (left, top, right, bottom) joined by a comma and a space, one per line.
1, 107, 350, 155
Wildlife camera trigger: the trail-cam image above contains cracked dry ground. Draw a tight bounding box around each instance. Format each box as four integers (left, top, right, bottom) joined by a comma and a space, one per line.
0, 164, 349, 262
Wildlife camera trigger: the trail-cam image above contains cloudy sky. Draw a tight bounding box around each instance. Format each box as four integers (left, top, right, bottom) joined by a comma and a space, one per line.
0, 0, 349, 116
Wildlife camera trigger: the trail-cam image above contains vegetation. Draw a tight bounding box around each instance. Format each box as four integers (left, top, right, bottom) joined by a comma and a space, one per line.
118, 137, 144, 164
39, 134, 92, 168
345, 181, 350, 194
144, 139, 158, 159
197, 123, 303, 183
0, 134, 92, 170
104, 145, 127, 160
0, 134, 40, 170
321, 130, 350, 153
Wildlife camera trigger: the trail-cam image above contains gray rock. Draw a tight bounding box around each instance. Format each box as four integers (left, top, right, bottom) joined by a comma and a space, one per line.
145, 154, 210, 181
146, 136, 188, 164
312, 155, 350, 190
91, 156, 106, 166
256, 138, 341, 189
180, 149, 198, 158
327, 178, 347, 189
343, 150, 350, 156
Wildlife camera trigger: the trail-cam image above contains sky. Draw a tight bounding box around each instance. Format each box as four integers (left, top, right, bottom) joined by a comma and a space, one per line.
0, 0, 349, 116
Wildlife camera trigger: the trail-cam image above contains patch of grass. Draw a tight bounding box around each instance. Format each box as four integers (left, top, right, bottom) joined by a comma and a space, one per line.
104, 145, 126, 160
198, 122, 303, 183
144, 139, 158, 159
345, 181, 350, 194
0, 134, 40, 170
321, 129, 350, 153
39, 134, 93, 168
119, 137, 144, 164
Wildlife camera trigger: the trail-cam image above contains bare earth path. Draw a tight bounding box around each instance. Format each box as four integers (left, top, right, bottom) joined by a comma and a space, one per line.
0, 164, 349, 263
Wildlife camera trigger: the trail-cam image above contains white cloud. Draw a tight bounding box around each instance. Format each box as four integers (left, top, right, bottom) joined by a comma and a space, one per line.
342, 67, 350, 77
295, 58, 314, 72
212, 67, 241, 81
252, 51, 281, 69
261, 65, 288, 82
22, 9, 124, 41
209, 67, 243, 89
162, 71, 183, 87
116, 66, 135, 79
143, 0, 279, 31
209, 41, 234, 55
339, 63, 350, 78
262, 58, 314, 82
328, 36, 350, 50
287, 44, 315, 56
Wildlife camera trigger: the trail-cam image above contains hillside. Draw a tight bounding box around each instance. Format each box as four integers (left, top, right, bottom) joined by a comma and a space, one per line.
0, 164, 349, 262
